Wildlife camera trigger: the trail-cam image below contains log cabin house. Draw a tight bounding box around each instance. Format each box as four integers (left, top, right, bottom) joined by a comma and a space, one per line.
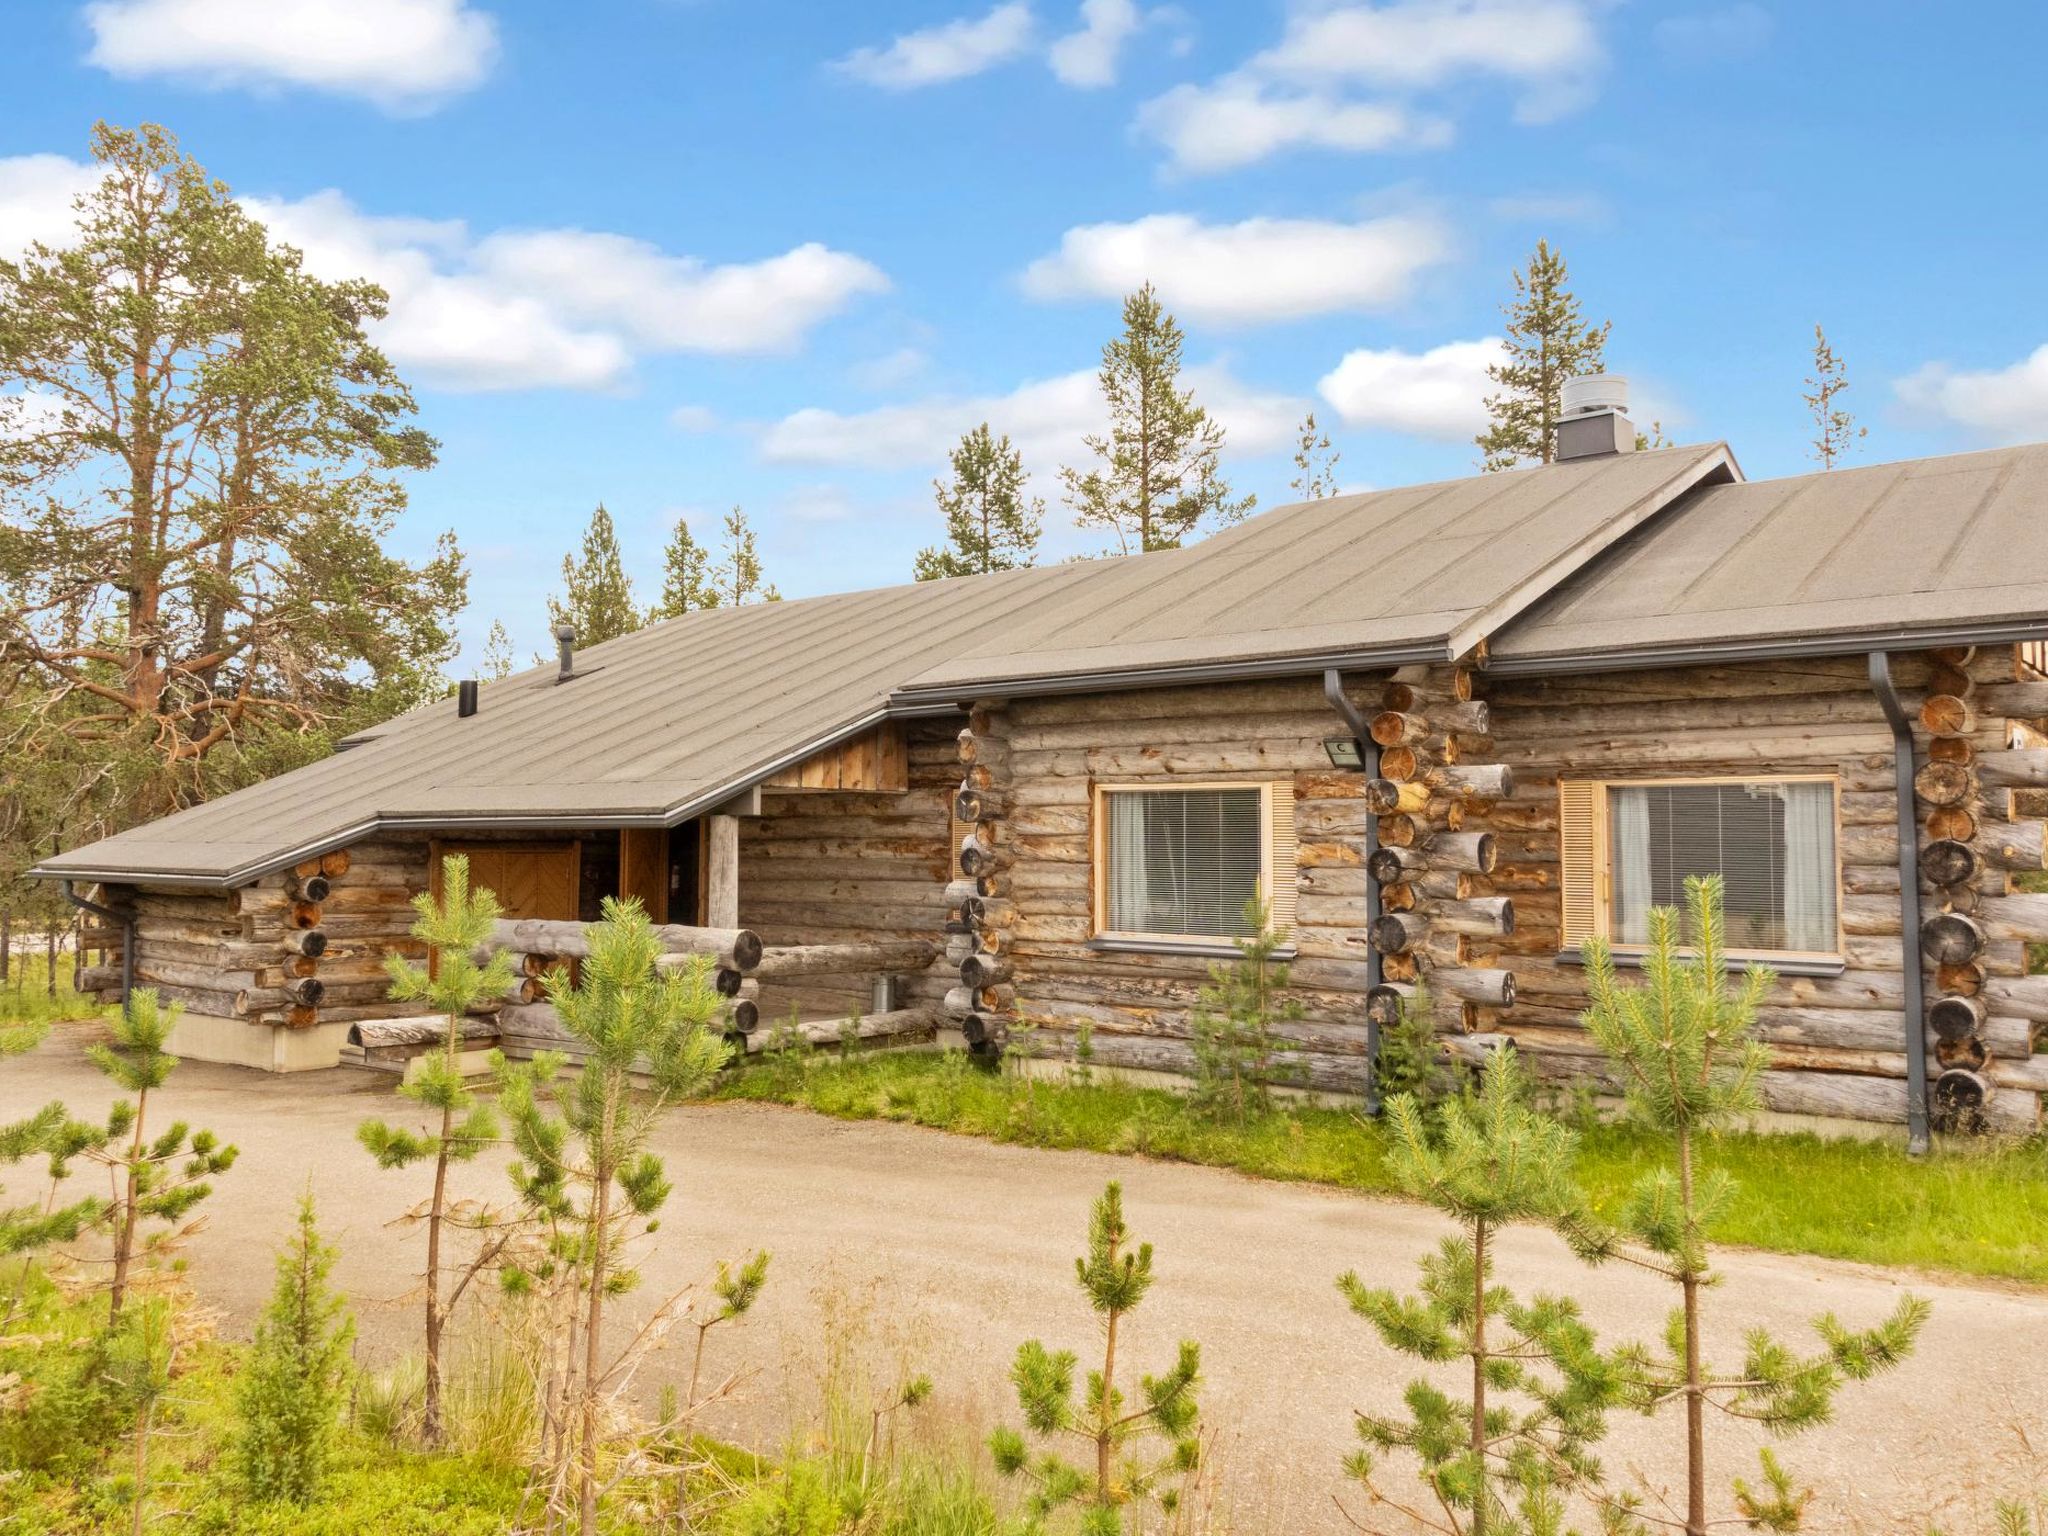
35, 387, 2048, 1142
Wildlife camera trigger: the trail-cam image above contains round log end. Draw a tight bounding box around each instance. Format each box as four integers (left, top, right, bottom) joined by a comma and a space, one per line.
300, 929, 329, 959
1920, 911, 1987, 966
729, 999, 759, 1034
714, 966, 744, 997
1931, 1067, 1993, 1135
294, 874, 332, 903
730, 929, 764, 971
1920, 838, 1978, 889
289, 901, 323, 931
1927, 993, 1987, 1043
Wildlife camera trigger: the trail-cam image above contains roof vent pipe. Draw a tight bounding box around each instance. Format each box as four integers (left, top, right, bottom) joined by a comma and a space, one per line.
1556, 372, 1637, 461
457, 679, 479, 718
554, 624, 576, 684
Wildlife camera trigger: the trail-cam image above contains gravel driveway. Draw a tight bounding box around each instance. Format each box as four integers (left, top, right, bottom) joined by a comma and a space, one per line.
6, 1027, 2043, 1533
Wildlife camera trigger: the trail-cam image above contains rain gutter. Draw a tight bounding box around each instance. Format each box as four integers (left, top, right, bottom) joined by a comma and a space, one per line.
61, 880, 134, 1015
1868, 650, 1932, 1156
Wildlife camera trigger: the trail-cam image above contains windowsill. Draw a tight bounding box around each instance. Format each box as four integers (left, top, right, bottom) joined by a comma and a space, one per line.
1089, 936, 1296, 962
1552, 949, 1846, 978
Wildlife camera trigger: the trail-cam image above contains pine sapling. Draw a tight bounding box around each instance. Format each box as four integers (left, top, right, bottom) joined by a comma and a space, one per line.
496, 896, 732, 1536
236, 1191, 355, 1504
990, 1181, 1202, 1534
1579, 875, 1928, 1536
1189, 896, 1302, 1125
1339, 1046, 1629, 1536
357, 854, 517, 1443
83, 988, 236, 1321
687, 1249, 771, 1408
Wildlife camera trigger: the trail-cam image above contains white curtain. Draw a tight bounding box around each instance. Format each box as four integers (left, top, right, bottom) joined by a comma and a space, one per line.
1777, 783, 1837, 952
1609, 789, 1654, 944
1108, 793, 1155, 931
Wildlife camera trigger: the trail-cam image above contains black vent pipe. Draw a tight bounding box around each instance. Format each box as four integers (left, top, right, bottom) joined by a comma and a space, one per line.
457, 679, 479, 718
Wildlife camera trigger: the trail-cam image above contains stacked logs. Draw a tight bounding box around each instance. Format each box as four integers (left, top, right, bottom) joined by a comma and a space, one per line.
1360, 664, 1518, 1037
947, 703, 1017, 1056
1914, 649, 2048, 1133
483, 917, 767, 1041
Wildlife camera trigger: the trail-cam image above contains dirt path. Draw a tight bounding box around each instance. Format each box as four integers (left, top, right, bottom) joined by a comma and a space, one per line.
6, 1030, 2043, 1533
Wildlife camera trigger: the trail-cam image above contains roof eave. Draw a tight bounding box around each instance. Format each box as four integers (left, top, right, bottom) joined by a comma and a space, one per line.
1483, 617, 2048, 678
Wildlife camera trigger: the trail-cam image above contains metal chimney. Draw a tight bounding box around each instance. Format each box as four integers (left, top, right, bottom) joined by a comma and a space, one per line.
1556, 373, 1637, 461
457, 679, 479, 718
553, 624, 577, 683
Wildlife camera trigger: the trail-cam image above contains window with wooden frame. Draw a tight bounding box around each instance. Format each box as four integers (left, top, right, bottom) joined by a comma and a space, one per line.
1090, 782, 1296, 944
1558, 776, 1843, 961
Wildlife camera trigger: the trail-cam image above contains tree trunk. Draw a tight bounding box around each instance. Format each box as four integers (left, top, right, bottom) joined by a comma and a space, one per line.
1471, 1216, 1490, 1536
1679, 1128, 1707, 1536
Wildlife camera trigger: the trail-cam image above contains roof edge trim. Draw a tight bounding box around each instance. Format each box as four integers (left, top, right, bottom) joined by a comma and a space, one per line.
1482, 618, 2048, 678
888, 642, 1448, 708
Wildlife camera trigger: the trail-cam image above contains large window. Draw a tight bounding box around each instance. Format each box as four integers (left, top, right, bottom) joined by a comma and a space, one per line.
1094, 783, 1294, 943
1560, 777, 1841, 958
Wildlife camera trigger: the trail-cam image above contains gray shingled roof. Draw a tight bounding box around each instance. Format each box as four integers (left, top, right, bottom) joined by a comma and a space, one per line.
1491, 442, 2048, 669
38, 438, 2048, 888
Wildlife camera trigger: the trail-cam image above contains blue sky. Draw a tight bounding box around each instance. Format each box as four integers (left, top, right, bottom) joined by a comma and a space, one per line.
4, 1, 2047, 669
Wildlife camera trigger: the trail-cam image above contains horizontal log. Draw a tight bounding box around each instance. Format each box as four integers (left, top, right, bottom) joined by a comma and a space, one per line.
743, 1007, 942, 1054
346, 1015, 499, 1050
1424, 763, 1513, 801
958, 833, 1009, 879
1433, 967, 1516, 1007
489, 918, 762, 971
1977, 682, 2048, 718
1426, 831, 1497, 874
1977, 750, 2048, 789
137, 958, 259, 993
953, 785, 1005, 822
1983, 974, 2048, 1022
1979, 820, 2047, 871
1436, 897, 1515, 937
961, 952, 1013, 990
753, 939, 940, 979
281, 928, 329, 958
1371, 911, 1429, 954
1367, 845, 1427, 883
1368, 710, 1430, 747
1364, 779, 1430, 815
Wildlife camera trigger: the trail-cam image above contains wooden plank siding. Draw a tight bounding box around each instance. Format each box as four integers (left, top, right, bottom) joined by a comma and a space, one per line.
763, 722, 909, 793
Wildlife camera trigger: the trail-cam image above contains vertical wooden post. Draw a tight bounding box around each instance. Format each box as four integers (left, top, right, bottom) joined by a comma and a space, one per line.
706, 815, 740, 929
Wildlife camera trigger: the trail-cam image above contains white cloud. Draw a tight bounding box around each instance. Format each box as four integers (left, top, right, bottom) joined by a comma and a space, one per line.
835, 3, 1036, 89
1896, 347, 2048, 444
850, 346, 932, 391
1048, 0, 1142, 87
1022, 211, 1449, 325
0, 154, 104, 259
760, 361, 1303, 473
1317, 338, 1503, 439
1255, 0, 1603, 121
670, 405, 720, 433
83, 0, 498, 111
1137, 0, 1603, 172
1138, 78, 1447, 173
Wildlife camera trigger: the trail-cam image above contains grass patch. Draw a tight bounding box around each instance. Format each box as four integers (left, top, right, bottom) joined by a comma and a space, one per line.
0, 952, 100, 1032
713, 1051, 2048, 1286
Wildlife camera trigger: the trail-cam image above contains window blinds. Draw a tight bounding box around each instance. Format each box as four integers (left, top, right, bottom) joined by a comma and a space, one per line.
1609, 781, 1837, 953
1103, 787, 1264, 938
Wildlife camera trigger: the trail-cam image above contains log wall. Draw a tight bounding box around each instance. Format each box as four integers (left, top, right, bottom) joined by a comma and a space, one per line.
736, 718, 958, 1024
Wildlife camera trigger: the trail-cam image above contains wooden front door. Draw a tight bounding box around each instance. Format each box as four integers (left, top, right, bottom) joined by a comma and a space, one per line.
431, 841, 581, 921
618, 828, 669, 923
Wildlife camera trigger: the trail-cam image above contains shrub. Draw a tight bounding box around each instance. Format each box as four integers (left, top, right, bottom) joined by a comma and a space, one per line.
236, 1193, 355, 1503
1188, 897, 1301, 1124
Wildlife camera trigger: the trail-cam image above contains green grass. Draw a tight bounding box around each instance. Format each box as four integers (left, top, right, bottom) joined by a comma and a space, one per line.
713, 1051, 2048, 1286
0, 952, 101, 1031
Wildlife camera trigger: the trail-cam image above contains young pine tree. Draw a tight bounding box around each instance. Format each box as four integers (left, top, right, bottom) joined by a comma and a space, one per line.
1476, 240, 1612, 471
356, 855, 517, 1444
84, 989, 236, 1321
1804, 324, 1867, 470
1340, 1047, 1629, 1536
1062, 283, 1253, 554
990, 1182, 1202, 1535
710, 506, 781, 606
547, 503, 641, 646
1290, 410, 1340, 499
496, 897, 732, 1536
1188, 896, 1301, 1125
1, 1020, 103, 1261
1579, 876, 1927, 1536
653, 514, 719, 618
236, 1191, 355, 1504
913, 422, 1044, 579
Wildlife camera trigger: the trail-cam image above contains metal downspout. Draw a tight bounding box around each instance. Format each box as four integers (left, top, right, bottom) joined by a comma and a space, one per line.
62, 879, 135, 1016
1324, 669, 1382, 1114
1868, 652, 1932, 1155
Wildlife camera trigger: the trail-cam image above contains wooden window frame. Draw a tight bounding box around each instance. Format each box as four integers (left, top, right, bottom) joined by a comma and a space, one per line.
1088, 780, 1294, 948
1561, 773, 1846, 965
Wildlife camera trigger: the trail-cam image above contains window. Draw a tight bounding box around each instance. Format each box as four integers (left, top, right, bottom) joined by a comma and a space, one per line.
1093, 783, 1295, 943
1559, 777, 1841, 958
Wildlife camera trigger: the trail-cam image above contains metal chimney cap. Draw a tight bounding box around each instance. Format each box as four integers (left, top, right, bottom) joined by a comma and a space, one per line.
1561, 373, 1628, 418
552, 623, 577, 642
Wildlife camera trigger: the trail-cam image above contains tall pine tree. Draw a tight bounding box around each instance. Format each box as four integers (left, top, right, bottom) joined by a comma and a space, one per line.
547, 504, 640, 645
1062, 284, 1253, 553
914, 423, 1044, 579
1476, 240, 1612, 471
1290, 411, 1340, 499
709, 507, 780, 605
1804, 324, 1867, 470
652, 515, 718, 617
